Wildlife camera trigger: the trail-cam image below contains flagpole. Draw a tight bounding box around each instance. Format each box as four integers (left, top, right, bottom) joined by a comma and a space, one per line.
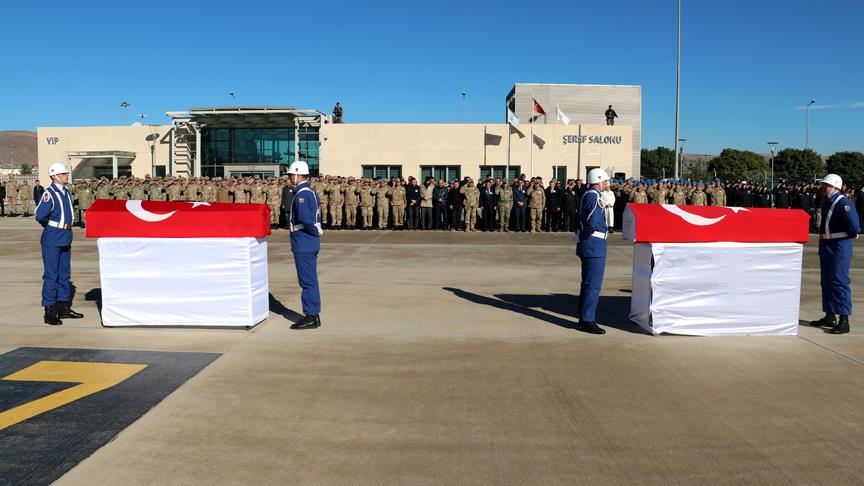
506, 101, 511, 180
530, 94, 534, 178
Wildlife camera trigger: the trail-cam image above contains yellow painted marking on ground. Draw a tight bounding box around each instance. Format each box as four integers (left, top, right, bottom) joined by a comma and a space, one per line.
0, 361, 147, 430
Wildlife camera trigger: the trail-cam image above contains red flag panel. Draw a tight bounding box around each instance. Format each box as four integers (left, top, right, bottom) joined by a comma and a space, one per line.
623, 204, 810, 243
533, 99, 546, 116
85, 200, 272, 238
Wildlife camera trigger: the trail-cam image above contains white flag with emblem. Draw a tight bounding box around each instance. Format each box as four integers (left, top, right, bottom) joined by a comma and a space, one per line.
556, 105, 570, 126
507, 108, 519, 126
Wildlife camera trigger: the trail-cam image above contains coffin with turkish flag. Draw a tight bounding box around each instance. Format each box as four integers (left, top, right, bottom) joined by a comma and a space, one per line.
86, 199, 272, 328
622, 204, 810, 336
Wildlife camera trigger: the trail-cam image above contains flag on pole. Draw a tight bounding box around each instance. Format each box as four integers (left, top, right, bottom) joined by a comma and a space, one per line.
556, 105, 570, 126
533, 98, 546, 117
507, 108, 520, 125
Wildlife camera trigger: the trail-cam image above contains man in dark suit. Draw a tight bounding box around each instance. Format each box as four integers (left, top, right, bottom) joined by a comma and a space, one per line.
280, 179, 295, 229
479, 180, 496, 232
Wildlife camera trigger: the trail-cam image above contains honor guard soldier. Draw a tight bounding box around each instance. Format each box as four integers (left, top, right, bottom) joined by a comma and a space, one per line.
287, 161, 323, 330
810, 174, 860, 334
575, 168, 611, 335
35, 163, 84, 325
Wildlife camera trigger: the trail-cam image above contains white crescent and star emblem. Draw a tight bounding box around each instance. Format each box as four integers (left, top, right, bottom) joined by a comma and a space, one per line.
661, 204, 749, 226
125, 200, 211, 222
43, 193, 51, 203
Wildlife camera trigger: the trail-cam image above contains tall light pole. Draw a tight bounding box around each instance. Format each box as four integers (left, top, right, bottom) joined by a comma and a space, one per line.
120, 100, 130, 125
767, 141, 778, 189
229, 91, 236, 103
805, 99, 815, 149
9, 145, 15, 169
678, 138, 687, 179
461, 91, 467, 123
673, 0, 682, 180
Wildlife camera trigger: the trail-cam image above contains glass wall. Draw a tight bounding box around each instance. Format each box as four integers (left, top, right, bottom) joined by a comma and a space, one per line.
201, 127, 319, 177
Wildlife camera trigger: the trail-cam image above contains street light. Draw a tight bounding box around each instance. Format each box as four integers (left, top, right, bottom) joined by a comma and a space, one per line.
767, 141, 778, 190
673, 0, 682, 179
678, 138, 687, 179
461, 91, 467, 123
120, 101, 130, 125
229, 91, 236, 102
9, 144, 15, 168
805, 99, 815, 149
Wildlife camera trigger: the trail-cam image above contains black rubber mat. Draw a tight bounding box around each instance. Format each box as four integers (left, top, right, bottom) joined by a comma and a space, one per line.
0, 347, 220, 485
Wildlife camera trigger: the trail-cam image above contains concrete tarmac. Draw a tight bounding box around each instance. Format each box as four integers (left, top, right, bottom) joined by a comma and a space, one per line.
0, 217, 862, 485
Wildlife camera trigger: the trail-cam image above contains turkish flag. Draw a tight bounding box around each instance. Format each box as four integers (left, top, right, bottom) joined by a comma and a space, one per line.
623, 204, 810, 243
86, 200, 271, 238
533, 99, 546, 116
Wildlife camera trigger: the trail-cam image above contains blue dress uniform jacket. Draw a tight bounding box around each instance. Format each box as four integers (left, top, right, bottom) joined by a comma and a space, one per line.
576, 188, 608, 322
818, 191, 861, 316
34, 183, 75, 308
576, 189, 608, 258
289, 181, 322, 316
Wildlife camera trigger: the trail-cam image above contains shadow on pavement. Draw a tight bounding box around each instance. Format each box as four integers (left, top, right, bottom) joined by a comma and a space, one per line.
443, 288, 649, 334
268, 293, 303, 322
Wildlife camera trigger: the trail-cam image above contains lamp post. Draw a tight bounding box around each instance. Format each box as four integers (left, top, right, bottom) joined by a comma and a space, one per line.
673, 0, 682, 180
120, 101, 130, 125
229, 91, 236, 102
767, 141, 778, 190
461, 91, 467, 123
678, 138, 687, 179
805, 99, 815, 149
9, 144, 15, 168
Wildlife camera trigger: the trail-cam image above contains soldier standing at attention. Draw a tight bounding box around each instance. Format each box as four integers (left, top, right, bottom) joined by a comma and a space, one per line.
130, 179, 147, 200
266, 179, 282, 229
286, 161, 323, 330
5, 176, 18, 216
690, 184, 707, 206
672, 184, 687, 205
358, 180, 375, 230
460, 180, 480, 232
77, 181, 95, 228
495, 179, 513, 232
527, 182, 545, 233
575, 168, 611, 335
326, 179, 344, 229
18, 180, 32, 216
314, 178, 329, 228
35, 163, 84, 325
605, 105, 618, 126
371, 180, 392, 230
217, 179, 233, 203
391, 179, 407, 230
249, 177, 266, 206
809, 174, 861, 334
343, 178, 359, 229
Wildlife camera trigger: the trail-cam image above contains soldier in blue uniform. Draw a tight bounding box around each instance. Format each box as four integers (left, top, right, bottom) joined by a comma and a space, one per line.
35, 163, 84, 325
575, 168, 611, 335
286, 161, 323, 330
809, 174, 860, 334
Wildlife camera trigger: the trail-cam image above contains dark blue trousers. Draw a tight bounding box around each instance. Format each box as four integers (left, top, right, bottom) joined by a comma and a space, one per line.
42, 245, 71, 308
293, 251, 321, 316
579, 256, 606, 322
819, 240, 853, 316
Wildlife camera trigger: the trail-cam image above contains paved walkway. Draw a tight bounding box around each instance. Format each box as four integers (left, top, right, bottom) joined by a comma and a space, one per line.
0, 219, 862, 484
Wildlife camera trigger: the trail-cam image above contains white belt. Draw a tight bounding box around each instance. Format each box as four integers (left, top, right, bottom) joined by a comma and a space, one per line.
821, 232, 848, 240
48, 221, 72, 230
591, 231, 607, 240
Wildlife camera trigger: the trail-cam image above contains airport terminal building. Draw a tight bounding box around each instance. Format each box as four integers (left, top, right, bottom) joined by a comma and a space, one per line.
38, 83, 641, 183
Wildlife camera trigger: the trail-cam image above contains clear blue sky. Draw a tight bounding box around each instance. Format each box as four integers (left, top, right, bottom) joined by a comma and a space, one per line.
2, 0, 862, 155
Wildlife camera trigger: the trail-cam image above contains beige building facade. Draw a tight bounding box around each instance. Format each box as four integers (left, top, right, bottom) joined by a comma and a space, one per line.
38, 84, 640, 182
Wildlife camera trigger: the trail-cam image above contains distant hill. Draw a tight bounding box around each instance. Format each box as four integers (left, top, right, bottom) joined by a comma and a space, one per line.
0, 131, 38, 168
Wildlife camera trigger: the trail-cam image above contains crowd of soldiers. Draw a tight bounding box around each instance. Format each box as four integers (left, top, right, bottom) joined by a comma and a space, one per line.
2, 173, 862, 234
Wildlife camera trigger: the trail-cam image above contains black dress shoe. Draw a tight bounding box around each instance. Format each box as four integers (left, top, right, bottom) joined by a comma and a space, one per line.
290, 314, 320, 330
577, 321, 606, 335
44, 307, 63, 326
828, 316, 850, 335
810, 314, 836, 327
57, 302, 84, 319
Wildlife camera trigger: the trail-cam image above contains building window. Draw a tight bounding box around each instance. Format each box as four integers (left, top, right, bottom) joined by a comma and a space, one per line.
201, 127, 316, 175
420, 165, 461, 182
552, 165, 567, 182
154, 165, 167, 177
297, 127, 320, 175
362, 165, 402, 179
480, 165, 520, 181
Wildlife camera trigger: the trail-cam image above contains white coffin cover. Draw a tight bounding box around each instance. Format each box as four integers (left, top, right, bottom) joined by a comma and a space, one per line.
98, 237, 269, 327
630, 242, 802, 336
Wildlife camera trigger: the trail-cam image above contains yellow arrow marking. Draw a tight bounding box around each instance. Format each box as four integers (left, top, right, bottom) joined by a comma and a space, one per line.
0, 361, 147, 430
